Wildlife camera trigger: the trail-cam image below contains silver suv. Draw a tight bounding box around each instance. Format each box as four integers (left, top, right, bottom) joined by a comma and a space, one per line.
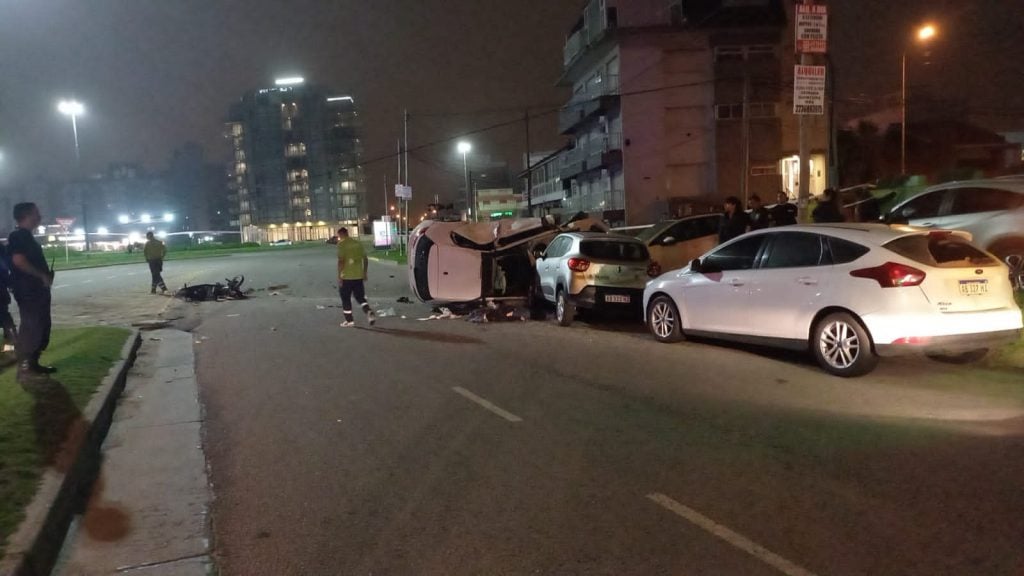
886, 178, 1024, 261
535, 232, 652, 326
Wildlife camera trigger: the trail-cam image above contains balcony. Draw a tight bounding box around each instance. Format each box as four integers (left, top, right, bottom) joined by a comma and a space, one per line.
559, 133, 622, 180
564, 30, 583, 68
562, 0, 616, 73
560, 147, 587, 180
528, 180, 567, 206
558, 75, 620, 134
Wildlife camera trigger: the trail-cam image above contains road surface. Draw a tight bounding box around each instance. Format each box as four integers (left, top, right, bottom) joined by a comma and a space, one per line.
53, 246, 1024, 575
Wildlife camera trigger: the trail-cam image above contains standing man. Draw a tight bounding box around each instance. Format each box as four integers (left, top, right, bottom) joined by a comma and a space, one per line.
747, 195, 770, 231
0, 240, 17, 353
144, 231, 168, 294
718, 196, 750, 245
336, 227, 376, 327
8, 203, 56, 382
770, 191, 798, 227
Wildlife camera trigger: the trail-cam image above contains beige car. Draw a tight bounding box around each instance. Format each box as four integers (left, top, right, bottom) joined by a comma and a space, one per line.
630, 214, 721, 275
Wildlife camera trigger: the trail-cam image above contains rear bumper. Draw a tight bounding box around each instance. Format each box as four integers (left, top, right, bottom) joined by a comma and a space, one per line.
572, 286, 644, 310
875, 329, 1022, 357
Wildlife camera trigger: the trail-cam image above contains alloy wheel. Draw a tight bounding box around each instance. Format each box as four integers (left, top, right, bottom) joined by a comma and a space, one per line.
819, 320, 861, 369
650, 301, 676, 339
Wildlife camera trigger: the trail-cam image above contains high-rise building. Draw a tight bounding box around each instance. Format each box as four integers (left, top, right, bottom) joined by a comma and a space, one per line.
226, 78, 364, 243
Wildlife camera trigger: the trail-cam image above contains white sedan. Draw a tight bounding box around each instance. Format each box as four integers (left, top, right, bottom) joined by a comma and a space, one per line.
643, 224, 1023, 377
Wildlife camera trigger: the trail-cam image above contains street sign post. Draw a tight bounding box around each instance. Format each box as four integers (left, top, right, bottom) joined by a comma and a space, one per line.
796, 4, 828, 54
56, 217, 75, 263
793, 65, 827, 115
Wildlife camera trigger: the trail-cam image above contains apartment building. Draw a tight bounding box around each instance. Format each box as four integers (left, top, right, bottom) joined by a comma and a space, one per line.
538, 0, 828, 226
226, 78, 364, 243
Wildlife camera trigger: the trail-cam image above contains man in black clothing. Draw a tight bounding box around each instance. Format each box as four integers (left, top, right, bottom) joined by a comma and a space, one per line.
770, 191, 798, 227
748, 195, 770, 231
0, 242, 17, 352
718, 196, 750, 244
8, 203, 56, 382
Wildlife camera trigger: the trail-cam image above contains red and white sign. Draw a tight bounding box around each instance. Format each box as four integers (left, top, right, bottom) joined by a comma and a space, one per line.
793, 65, 827, 115
55, 218, 75, 232
795, 4, 828, 54
394, 184, 412, 200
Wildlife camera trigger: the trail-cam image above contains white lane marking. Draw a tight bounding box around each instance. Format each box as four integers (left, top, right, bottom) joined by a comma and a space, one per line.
53, 285, 70, 290
106, 275, 119, 279
81, 279, 94, 284
647, 493, 820, 576
451, 387, 523, 423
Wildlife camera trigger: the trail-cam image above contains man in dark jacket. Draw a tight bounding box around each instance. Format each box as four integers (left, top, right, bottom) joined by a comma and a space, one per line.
812, 188, 846, 223
770, 191, 798, 226
8, 202, 56, 382
748, 195, 770, 231
0, 242, 17, 352
718, 196, 750, 244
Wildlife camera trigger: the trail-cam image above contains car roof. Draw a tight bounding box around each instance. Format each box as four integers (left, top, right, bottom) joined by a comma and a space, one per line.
558, 231, 645, 242
917, 178, 1024, 194
742, 223, 955, 246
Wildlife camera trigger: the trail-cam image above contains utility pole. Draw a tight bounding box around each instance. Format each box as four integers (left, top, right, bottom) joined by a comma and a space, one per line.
797, 0, 815, 221
741, 69, 751, 206
524, 109, 533, 217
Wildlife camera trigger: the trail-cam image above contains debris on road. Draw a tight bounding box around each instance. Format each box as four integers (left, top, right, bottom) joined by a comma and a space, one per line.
267, 284, 289, 291
466, 304, 532, 324
377, 308, 397, 318
176, 276, 248, 302
418, 307, 458, 321
396, 296, 412, 303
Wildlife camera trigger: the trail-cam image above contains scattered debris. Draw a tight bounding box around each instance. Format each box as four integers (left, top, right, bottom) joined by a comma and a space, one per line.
148, 337, 162, 342
466, 304, 531, 324
176, 276, 247, 302
316, 305, 327, 310
267, 284, 289, 291
396, 296, 412, 304
401, 316, 407, 319
376, 308, 396, 318
270, 292, 280, 296
418, 307, 458, 321
270, 327, 278, 332
226, 314, 241, 318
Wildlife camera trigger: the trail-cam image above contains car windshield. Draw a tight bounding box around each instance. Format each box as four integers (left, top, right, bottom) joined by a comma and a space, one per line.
884, 234, 998, 268
580, 240, 649, 262
636, 222, 674, 243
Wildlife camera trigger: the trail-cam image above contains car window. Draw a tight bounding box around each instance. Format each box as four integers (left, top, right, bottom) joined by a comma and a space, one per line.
949, 187, 1024, 214
762, 233, 824, 269
703, 235, 765, 271
898, 190, 946, 219
580, 240, 649, 262
546, 237, 571, 258
826, 237, 870, 264
885, 234, 998, 268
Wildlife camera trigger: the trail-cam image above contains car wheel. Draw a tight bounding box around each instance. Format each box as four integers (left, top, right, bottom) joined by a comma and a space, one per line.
647, 296, 684, 343
927, 349, 988, 364
812, 312, 878, 377
556, 289, 575, 327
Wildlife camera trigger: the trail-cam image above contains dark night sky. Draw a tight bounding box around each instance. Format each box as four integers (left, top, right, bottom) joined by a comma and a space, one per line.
0, 0, 1022, 213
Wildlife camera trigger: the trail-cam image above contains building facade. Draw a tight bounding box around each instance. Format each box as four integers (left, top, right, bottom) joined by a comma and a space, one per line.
226, 79, 364, 243
535, 0, 827, 226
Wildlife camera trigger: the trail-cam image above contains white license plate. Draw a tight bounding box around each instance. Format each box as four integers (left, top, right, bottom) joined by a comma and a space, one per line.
605, 294, 631, 304
958, 279, 989, 295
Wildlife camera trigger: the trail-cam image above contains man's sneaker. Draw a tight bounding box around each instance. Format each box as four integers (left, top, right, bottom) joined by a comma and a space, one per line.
151, 287, 157, 294
340, 321, 356, 327
367, 311, 377, 326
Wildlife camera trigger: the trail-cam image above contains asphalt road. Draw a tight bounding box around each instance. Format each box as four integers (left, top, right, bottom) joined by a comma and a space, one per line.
55, 246, 1024, 575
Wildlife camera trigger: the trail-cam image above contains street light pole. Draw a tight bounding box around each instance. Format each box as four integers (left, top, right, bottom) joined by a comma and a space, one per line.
900, 24, 937, 178
58, 99, 89, 251
457, 141, 472, 221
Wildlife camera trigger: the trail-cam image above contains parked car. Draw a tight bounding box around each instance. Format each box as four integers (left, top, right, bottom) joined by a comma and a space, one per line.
627, 213, 721, 276
270, 239, 293, 246
643, 224, 1023, 377
408, 215, 608, 305
536, 232, 654, 326
884, 178, 1024, 261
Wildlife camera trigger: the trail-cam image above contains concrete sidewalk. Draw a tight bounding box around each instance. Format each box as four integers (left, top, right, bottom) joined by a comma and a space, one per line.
54, 329, 213, 576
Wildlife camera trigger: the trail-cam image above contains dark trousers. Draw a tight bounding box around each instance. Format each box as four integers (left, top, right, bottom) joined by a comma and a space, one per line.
338, 280, 371, 322
148, 260, 166, 290
0, 289, 15, 343
14, 290, 51, 364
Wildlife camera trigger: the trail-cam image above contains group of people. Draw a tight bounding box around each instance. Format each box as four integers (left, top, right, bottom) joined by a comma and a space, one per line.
718, 188, 855, 244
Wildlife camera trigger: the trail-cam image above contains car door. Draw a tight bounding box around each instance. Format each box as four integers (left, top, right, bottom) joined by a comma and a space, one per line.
537, 236, 569, 300
434, 244, 482, 302
680, 234, 767, 334
658, 215, 721, 272
891, 189, 952, 227
937, 187, 1024, 236
744, 232, 831, 341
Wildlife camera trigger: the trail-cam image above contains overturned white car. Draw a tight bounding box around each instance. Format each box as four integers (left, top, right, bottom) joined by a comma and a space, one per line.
408, 215, 608, 304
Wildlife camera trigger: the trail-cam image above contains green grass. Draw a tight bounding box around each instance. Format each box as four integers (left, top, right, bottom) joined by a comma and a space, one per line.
989, 292, 1024, 370
0, 327, 130, 553
44, 242, 326, 271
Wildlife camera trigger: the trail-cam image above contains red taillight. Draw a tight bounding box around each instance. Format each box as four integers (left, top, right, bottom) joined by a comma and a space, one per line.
647, 261, 662, 277
567, 257, 591, 272
850, 261, 926, 288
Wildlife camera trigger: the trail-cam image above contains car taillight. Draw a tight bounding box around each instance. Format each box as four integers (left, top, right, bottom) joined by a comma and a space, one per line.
567, 257, 591, 272
647, 261, 662, 277
850, 261, 926, 288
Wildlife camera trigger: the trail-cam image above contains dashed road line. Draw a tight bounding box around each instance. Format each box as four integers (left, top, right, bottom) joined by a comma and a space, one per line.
451, 387, 523, 423
647, 493, 819, 576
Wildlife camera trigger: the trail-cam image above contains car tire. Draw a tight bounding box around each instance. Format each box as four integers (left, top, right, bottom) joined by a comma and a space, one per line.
647, 295, 684, 343
811, 312, 878, 377
927, 349, 988, 364
556, 289, 575, 327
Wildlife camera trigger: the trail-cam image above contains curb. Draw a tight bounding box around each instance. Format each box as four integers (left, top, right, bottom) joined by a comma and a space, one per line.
0, 330, 143, 576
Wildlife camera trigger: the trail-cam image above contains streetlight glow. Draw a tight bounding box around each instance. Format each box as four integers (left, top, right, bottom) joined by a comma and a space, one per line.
118, 214, 131, 224
57, 100, 85, 116
457, 141, 472, 155
917, 24, 937, 42
274, 77, 305, 86
140, 213, 152, 223
97, 227, 109, 235
163, 212, 174, 222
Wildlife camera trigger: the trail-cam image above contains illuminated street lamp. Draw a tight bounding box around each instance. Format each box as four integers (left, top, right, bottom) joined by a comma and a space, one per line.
140, 213, 152, 224
118, 214, 131, 224
457, 141, 472, 221
58, 99, 90, 250
902, 24, 939, 175
97, 226, 109, 235
163, 212, 174, 222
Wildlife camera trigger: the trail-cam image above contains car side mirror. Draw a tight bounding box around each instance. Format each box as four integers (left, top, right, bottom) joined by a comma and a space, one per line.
689, 258, 702, 273
662, 236, 677, 246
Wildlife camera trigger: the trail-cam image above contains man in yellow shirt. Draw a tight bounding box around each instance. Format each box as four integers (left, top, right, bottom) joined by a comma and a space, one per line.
143, 231, 168, 294
336, 227, 376, 327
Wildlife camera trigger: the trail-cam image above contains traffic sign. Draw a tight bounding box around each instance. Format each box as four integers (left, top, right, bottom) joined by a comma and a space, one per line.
395, 184, 412, 200
796, 4, 828, 54
793, 65, 826, 115
56, 217, 75, 232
